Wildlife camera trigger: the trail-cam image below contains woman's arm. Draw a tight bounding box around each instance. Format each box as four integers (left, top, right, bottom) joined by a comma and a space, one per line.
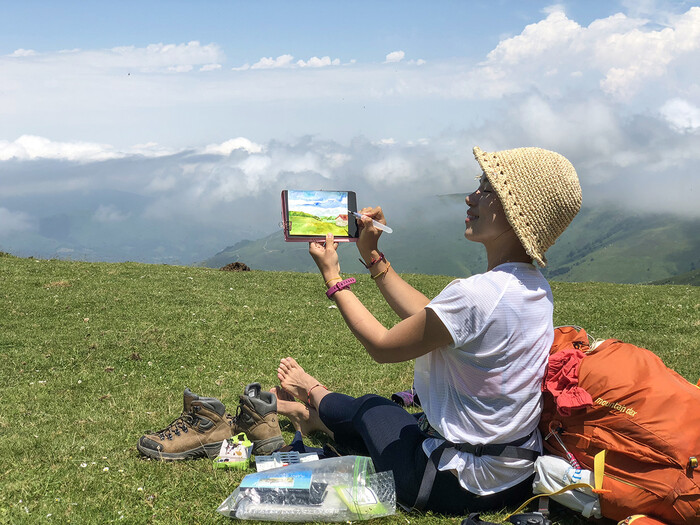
359, 250, 431, 319
309, 233, 452, 363
355, 207, 430, 319
332, 288, 452, 363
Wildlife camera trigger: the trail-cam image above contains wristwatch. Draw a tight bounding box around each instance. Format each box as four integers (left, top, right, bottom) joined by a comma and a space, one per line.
326, 277, 356, 299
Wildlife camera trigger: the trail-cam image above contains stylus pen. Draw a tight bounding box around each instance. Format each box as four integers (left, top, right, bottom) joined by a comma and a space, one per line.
351, 212, 393, 234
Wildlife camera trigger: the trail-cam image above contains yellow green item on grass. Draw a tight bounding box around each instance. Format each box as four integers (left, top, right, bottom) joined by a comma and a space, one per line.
213, 432, 253, 470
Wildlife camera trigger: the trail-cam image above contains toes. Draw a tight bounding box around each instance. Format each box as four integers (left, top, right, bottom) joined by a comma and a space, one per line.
285, 357, 301, 370
270, 386, 295, 402
280, 356, 301, 371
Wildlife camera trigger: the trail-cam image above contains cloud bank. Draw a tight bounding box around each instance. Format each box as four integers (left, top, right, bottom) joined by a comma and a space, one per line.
1, 5, 699, 262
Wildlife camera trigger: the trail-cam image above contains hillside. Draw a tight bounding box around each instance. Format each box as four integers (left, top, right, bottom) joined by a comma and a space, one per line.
202, 203, 700, 284
1, 255, 699, 524
652, 267, 700, 286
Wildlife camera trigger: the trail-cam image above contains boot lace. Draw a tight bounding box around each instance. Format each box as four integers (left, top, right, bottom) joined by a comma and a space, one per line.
156, 406, 200, 440
227, 405, 240, 427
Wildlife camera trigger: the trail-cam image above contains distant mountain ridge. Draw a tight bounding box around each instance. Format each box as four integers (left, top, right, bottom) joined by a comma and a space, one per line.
201, 203, 700, 285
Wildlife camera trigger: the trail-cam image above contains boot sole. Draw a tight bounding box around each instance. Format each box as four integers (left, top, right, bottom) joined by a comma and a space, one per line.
137, 440, 223, 461
251, 435, 285, 456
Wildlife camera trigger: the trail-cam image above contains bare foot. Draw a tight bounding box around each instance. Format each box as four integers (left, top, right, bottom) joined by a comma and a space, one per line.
270, 386, 297, 403
277, 357, 323, 404
276, 397, 333, 438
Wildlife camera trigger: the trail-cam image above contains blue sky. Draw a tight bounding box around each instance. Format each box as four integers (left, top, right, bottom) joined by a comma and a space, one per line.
1, 1, 699, 262
0, 1, 619, 61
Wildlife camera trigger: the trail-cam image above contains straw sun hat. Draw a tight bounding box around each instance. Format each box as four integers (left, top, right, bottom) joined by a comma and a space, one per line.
473, 146, 582, 267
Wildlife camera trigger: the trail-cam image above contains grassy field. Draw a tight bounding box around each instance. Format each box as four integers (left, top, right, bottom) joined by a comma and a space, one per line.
1, 253, 698, 524
288, 211, 349, 238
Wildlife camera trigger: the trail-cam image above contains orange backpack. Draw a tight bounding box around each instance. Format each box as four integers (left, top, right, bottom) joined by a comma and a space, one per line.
539, 326, 700, 524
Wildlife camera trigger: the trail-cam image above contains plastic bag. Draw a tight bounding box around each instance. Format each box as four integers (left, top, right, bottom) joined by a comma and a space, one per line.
532, 455, 601, 519
217, 455, 396, 522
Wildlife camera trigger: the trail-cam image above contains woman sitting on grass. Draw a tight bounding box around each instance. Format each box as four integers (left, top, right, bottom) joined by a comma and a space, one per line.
272, 146, 582, 514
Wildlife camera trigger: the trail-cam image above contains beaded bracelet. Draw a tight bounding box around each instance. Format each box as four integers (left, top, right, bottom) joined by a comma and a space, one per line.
359, 252, 385, 269
371, 260, 391, 280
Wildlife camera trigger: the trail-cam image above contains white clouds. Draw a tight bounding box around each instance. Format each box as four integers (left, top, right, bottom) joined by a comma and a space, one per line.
0, 208, 33, 236
236, 54, 342, 70
0, 135, 122, 162
364, 155, 413, 183
0, 5, 699, 264
93, 204, 130, 223
542, 4, 566, 16
1, 111, 699, 264
8, 48, 36, 57
382, 50, 424, 66
4, 7, 694, 149
487, 11, 580, 65
4, 41, 224, 73
168, 64, 193, 73
202, 138, 264, 156
0, 6, 698, 225
104, 41, 223, 71
0, 136, 177, 162
251, 54, 295, 69
480, 7, 700, 100
297, 56, 341, 68
385, 50, 405, 63
383, 51, 426, 66
660, 98, 700, 131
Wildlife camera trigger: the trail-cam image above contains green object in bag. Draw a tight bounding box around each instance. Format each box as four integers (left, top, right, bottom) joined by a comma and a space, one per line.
213, 432, 253, 470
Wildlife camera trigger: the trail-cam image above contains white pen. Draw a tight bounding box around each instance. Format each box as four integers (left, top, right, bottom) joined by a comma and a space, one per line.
351, 211, 393, 234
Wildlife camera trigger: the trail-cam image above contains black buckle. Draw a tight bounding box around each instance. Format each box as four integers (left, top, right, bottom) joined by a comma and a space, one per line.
473, 444, 484, 457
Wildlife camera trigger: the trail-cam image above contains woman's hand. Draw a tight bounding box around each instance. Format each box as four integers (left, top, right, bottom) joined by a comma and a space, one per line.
309, 233, 341, 283
356, 206, 386, 258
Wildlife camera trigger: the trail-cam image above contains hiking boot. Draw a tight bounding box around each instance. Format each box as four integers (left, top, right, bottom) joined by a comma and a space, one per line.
137, 388, 233, 460
231, 382, 285, 455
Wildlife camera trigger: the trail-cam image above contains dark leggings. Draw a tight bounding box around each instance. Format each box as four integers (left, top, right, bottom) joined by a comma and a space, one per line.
318, 392, 533, 515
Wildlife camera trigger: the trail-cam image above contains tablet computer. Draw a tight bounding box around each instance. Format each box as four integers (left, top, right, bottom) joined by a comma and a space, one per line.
281, 190, 359, 242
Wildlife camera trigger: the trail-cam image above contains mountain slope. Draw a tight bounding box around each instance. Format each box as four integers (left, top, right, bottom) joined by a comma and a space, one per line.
651, 267, 700, 286
202, 203, 700, 284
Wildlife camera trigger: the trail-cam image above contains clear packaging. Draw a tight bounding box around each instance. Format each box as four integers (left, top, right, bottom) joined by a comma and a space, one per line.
533, 455, 601, 519
217, 455, 396, 522
255, 451, 320, 471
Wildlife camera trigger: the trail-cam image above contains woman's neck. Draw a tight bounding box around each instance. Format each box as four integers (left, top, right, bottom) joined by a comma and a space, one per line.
486, 252, 533, 271
485, 231, 533, 271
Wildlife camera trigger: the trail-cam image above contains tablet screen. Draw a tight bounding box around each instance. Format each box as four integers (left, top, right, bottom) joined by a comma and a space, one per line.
282, 190, 358, 242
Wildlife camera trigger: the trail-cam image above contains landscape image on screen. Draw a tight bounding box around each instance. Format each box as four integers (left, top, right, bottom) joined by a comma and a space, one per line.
288, 190, 349, 237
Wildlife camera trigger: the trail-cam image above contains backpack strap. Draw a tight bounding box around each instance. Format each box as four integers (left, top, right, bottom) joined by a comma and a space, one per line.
414, 441, 449, 511
413, 432, 540, 511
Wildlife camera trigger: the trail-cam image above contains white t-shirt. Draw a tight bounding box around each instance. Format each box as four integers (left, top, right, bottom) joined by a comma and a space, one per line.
418, 262, 553, 495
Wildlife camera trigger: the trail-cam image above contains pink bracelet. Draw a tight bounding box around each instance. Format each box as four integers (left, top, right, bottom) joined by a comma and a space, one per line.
326, 277, 356, 298
359, 252, 385, 269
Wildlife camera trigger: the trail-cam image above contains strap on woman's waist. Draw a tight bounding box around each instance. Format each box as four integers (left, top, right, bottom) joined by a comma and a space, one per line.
450, 433, 539, 461
412, 431, 539, 511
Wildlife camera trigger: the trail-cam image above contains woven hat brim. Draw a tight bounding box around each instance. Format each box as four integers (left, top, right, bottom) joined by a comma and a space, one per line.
473, 146, 582, 267
472, 147, 546, 266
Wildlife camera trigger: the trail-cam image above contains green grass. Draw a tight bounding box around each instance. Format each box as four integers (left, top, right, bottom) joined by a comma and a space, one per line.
1, 254, 698, 524
288, 211, 349, 237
